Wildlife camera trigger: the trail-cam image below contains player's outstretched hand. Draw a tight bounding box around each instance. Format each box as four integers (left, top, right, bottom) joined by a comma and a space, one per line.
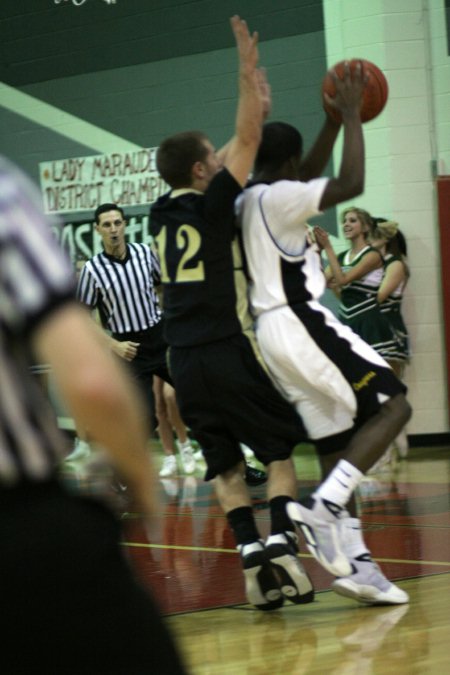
230, 15, 259, 74
323, 60, 367, 121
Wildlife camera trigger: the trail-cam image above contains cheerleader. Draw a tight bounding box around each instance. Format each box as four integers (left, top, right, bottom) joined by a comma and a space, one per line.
370, 218, 410, 459
314, 206, 400, 360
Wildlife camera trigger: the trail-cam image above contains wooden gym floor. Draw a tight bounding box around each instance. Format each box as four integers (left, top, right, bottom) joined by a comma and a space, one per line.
65, 443, 450, 673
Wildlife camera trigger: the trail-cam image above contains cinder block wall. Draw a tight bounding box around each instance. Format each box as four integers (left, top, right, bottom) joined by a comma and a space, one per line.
323, 0, 450, 435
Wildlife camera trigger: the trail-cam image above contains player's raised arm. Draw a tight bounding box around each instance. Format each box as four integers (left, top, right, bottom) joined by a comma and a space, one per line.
319, 61, 366, 209
222, 15, 265, 187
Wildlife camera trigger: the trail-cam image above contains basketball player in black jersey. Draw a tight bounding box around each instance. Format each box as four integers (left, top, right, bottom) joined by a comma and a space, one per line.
150, 16, 314, 611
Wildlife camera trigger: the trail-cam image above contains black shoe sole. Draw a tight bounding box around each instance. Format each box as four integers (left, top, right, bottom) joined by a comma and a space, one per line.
270, 560, 315, 604
266, 545, 315, 605
243, 551, 284, 611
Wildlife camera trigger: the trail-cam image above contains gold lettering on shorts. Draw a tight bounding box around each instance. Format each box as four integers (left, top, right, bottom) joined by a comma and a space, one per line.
353, 371, 376, 391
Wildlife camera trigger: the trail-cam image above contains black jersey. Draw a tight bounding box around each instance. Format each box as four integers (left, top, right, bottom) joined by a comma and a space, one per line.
150, 169, 243, 347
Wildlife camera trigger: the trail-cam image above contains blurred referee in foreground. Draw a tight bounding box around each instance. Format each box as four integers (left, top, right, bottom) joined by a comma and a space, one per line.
0, 157, 187, 674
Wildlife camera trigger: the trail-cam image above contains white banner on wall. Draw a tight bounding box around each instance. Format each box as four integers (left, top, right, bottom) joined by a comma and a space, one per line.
39, 148, 167, 215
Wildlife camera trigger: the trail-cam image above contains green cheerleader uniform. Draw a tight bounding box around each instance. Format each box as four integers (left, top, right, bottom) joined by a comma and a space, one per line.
337, 246, 401, 360
379, 254, 410, 363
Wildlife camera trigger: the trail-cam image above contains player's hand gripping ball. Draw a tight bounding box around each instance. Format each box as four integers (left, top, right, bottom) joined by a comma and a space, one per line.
322, 59, 388, 123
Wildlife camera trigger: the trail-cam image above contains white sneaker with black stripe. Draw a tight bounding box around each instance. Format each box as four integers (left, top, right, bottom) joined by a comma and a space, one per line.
332, 553, 409, 605
287, 496, 352, 577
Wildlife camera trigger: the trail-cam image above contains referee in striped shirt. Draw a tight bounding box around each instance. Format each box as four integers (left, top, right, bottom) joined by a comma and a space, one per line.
77, 203, 171, 405
76, 204, 202, 476
0, 158, 187, 673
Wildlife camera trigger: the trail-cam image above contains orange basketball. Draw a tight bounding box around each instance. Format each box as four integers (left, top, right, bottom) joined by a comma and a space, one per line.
322, 59, 389, 123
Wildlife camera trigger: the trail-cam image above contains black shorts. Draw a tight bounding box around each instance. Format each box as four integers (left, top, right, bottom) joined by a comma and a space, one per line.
113, 321, 172, 385
0, 480, 186, 675
169, 333, 307, 480
114, 322, 172, 427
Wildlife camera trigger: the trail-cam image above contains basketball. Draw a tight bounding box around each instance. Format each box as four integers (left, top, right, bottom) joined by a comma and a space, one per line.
322, 59, 388, 123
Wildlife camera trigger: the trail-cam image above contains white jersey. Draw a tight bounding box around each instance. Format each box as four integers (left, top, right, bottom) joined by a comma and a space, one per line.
237, 179, 398, 441
236, 179, 328, 316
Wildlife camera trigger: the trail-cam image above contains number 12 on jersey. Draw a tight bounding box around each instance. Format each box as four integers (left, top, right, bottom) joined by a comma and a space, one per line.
154, 224, 205, 283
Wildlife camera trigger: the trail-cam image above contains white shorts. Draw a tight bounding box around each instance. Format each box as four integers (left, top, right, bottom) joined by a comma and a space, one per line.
256, 301, 396, 439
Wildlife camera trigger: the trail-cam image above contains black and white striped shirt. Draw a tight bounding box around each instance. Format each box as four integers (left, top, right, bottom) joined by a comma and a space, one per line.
77, 244, 162, 334
0, 157, 76, 486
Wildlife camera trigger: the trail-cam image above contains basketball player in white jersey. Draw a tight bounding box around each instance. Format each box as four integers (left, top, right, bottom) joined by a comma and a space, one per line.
236, 62, 411, 605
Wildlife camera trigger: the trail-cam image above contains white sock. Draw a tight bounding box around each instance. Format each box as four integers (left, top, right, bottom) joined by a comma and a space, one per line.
237, 540, 263, 555
316, 459, 363, 509
178, 439, 192, 451
339, 516, 370, 558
